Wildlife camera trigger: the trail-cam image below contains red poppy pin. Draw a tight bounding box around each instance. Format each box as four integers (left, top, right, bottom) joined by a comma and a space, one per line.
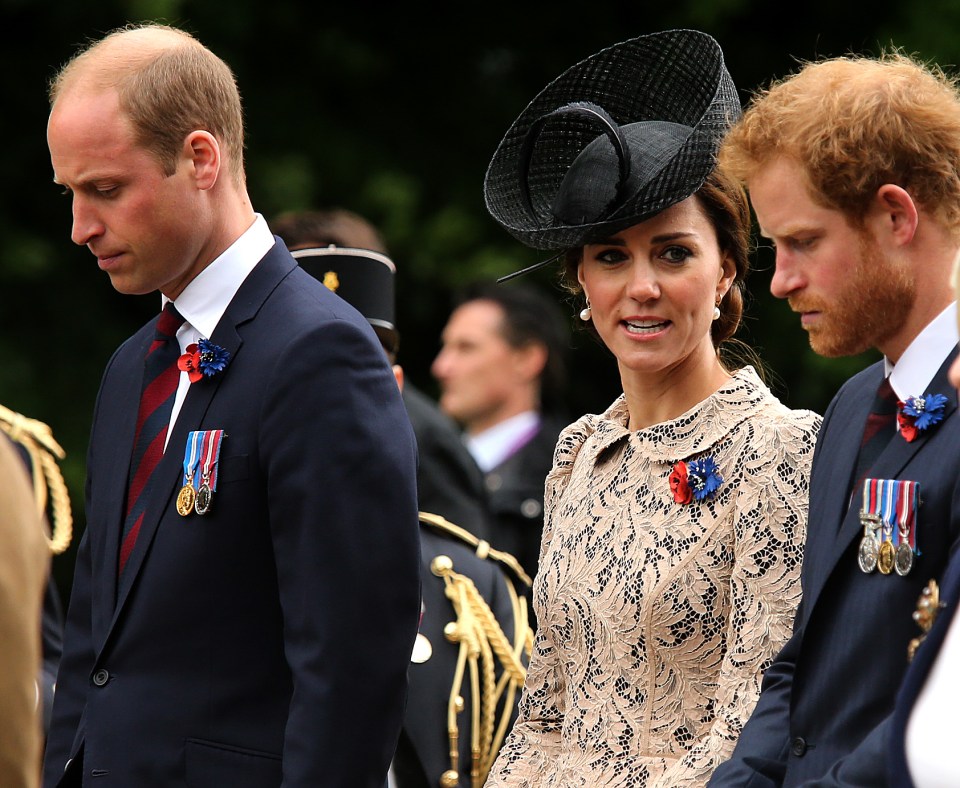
670, 456, 723, 504
178, 338, 230, 383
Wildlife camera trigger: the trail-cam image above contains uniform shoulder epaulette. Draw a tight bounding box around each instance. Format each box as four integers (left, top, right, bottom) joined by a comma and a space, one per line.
419, 511, 532, 588
0, 403, 72, 554
418, 510, 534, 787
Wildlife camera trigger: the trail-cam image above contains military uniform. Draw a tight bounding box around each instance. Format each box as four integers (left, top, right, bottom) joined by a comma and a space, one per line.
392, 514, 532, 788
0, 405, 71, 735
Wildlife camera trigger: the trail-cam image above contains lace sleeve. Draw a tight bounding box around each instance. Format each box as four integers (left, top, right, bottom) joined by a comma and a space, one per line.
484, 418, 588, 787
649, 408, 821, 788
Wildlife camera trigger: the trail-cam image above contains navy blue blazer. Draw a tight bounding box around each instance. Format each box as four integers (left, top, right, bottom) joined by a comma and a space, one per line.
43, 241, 421, 787
887, 543, 960, 787
709, 353, 960, 787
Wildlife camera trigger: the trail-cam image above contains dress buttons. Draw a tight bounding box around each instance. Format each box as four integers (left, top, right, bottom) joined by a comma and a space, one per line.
92, 669, 110, 687
791, 737, 808, 757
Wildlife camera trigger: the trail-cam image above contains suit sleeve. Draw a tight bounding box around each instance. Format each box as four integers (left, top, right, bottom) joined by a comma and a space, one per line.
259, 318, 420, 787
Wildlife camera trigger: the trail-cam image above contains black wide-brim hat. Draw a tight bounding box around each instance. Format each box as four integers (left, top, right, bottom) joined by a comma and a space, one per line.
292, 246, 400, 354
484, 29, 741, 265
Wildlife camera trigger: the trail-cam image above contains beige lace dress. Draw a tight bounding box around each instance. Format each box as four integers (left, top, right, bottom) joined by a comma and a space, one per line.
485, 367, 821, 787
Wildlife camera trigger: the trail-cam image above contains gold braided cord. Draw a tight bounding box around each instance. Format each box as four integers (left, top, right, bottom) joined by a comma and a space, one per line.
435, 555, 534, 788
0, 403, 72, 554
420, 512, 533, 587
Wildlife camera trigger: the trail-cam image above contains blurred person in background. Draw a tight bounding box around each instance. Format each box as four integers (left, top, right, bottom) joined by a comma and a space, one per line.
432, 282, 569, 579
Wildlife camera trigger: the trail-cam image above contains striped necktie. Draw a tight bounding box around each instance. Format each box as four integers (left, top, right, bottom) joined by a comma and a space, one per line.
852, 375, 899, 495
119, 302, 184, 574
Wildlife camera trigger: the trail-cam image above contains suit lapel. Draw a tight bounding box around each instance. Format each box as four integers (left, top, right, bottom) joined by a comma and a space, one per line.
804, 352, 958, 615
835, 352, 958, 558
800, 369, 879, 605
107, 242, 295, 629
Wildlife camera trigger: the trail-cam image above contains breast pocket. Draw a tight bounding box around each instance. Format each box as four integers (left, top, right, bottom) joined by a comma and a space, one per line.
217, 453, 249, 484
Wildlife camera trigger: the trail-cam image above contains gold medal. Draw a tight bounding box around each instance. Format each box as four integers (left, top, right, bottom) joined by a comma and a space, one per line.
176, 483, 196, 516
878, 539, 895, 575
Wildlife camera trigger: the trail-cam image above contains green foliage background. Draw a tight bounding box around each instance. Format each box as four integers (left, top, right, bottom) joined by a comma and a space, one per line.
4, 0, 958, 596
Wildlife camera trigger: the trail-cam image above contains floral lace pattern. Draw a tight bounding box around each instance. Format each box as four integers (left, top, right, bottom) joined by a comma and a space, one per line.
485, 367, 821, 787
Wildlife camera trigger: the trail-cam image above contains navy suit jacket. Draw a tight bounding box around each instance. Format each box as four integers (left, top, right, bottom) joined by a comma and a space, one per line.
887, 541, 960, 786
44, 241, 421, 787
709, 353, 960, 787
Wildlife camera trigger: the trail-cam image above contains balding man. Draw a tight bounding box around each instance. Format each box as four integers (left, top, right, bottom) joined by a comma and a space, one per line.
44, 24, 419, 787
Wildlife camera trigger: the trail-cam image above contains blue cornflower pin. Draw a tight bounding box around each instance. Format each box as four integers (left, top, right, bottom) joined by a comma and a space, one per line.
897, 393, 948, 443
671, 455, 723, 504
178, 339, 231, 383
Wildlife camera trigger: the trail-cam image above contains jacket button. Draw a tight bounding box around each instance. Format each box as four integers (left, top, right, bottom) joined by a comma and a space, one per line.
92, 669, 110, 687
791, 737, 808, 757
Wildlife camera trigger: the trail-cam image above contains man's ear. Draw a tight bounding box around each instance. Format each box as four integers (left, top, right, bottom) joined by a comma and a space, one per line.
514, 342, 548, 384
873, 184, 919, 247
184, 130, 221, 191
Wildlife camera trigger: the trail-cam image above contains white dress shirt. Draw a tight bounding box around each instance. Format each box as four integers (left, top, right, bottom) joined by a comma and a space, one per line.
465, 411, 542, 473
161, 213, 275, 449
886, 302, 957, 401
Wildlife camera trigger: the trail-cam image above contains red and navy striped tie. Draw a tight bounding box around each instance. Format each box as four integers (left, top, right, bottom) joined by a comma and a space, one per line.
119, 302, 184, 574
852, 375, 899, 495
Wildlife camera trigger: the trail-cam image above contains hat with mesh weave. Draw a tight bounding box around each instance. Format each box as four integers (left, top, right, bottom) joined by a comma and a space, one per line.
484, 29, 741, 273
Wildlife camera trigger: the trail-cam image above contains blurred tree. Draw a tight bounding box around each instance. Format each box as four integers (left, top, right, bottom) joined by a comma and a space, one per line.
4, 0, 953, 599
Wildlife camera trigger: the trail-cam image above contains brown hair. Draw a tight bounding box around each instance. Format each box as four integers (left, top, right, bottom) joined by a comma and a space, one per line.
561, 165, 751, 352
720, 51, 960, 236
49, 24, 246, 185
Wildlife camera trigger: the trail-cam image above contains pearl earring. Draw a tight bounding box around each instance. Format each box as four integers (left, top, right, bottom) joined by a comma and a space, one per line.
712, 305, 721, 321
579, 303, 592, 322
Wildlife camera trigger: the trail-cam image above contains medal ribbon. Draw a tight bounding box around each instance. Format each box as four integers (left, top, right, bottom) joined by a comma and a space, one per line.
879, 479, 895, 542
198, 429, 225, 490
181, 431, 203, 488
894, 480, 908, 549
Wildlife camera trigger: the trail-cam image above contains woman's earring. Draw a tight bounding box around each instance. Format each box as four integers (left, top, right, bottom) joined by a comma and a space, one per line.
712, 298, 721, 322
579, 301, 592, 322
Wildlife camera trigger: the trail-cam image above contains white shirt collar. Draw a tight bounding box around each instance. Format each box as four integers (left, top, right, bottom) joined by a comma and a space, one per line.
162, 214, 275, 339
886, 302, 958, 399
465, 411, 541, 473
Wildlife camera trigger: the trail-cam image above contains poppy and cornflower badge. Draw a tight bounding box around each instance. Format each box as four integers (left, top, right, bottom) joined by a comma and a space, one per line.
178, 339, 231, 383
897, 393, 948, 443
669, 456, 723, 505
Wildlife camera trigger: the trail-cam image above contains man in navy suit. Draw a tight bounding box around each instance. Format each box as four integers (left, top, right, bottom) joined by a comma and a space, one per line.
43, 24, 420, 787
707, 53, 960, 786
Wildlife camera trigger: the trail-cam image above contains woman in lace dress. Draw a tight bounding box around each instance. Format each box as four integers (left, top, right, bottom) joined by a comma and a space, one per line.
481, 30, 822, 787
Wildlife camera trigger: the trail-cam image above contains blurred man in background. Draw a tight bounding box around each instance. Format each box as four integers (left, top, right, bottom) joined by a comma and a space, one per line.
432, 283, 569, 579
